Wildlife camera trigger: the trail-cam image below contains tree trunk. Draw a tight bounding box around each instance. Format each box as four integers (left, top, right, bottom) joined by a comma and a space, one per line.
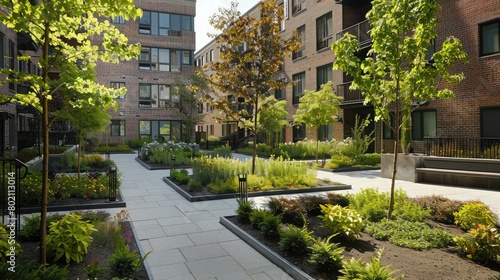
315, 139, 319, 164
387, 140, 398, 219
251, 97, 259, 175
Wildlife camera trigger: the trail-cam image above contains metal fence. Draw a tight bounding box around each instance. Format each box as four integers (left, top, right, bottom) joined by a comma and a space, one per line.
424, 137, 500, 159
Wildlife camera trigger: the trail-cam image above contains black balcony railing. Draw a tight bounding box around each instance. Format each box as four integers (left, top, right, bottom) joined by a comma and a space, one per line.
336, 19, 371, 47
424, 137, 500, 159
337, 82, 363, 103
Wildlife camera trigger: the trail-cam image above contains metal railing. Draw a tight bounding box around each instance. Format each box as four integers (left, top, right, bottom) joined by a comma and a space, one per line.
336, 19, 371, 46
337, 81, 363, 102
424, 137, 500, 159
1, 159, 28, 235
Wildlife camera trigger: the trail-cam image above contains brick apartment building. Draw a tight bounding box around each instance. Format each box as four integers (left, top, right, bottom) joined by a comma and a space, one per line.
0, 19, 40, 156
195, 0, 500, 154
96, 0, 196, 145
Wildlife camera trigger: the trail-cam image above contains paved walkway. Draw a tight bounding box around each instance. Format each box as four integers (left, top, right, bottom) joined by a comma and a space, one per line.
111, 153, 500, 280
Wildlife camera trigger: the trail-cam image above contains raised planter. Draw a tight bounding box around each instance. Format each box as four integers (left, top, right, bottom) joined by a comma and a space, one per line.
163, 177, 352, 202
220, 216, 314, 280
135, 157, 191, 170
381, 153, 424, 182
20, 195, 126, 214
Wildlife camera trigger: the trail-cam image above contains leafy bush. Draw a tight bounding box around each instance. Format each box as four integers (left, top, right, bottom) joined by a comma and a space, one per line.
393, 201, 430, 222
249, 209, 271, 229
339, 249, 402, 280
268, 197, 306, 227
47, 213, 97, 264
454, 224, 500, 264
354, 153, 381, 166
328, 154, 353, 167
347, 188, 409, 222
128, 137, 150, 149
207, 178, 238, 193
212, 144, 232, 158
81, 154, 116, 170
411, 195, 464, 224
16, 147, 41, 162
108, 242, 146, 278
319, 204, 364, 241
61, 149, 78, 169
140, 141, 191, 162
454, 202, 498, 230
187, 179, 203, 191
170, 169, 190, 185
236, 199, 254, 223
0, 222, 21, 263
20, 214, 42, 241
308, 235, 345, 271
258, 212, 282, 239
0, 261, 68, 280
73, 210, 111, 223
327, 193, 350, 207
338, 115, 375, 162
279, 224, 313, 255
365, 219, 454, 250
94, 145, 134, 153
299, 195, 331, 216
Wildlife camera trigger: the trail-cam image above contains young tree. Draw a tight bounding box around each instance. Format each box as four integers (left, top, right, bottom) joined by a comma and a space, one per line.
257, 96, 288, 150
198, 0, 300, 174
331, 0, 467, 218
293, 81, 342, 163
0, 0, 141, 263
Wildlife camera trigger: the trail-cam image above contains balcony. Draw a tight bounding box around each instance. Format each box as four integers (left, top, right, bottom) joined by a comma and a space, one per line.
337, 82, 363, 104
336, 19, 371, 48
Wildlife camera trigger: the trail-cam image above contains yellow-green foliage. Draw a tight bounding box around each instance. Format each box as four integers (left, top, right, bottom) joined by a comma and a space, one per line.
0, 222, 21, 263
454, 224, 500, 264
319, 204, 364, 241
453, 202, 498, 230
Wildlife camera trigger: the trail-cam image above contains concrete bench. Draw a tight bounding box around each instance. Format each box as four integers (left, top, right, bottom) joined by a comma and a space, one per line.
416, 167, 500, 179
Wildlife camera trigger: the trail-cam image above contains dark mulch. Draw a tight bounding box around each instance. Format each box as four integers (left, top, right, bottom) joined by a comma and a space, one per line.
227, 215, 500, 280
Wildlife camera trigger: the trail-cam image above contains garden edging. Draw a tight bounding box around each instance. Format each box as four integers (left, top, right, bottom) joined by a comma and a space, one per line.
163, 177, 352, 202
220, 215, 314, 280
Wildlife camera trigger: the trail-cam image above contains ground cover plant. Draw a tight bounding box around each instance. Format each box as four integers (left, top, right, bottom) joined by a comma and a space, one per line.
1, 210, 149, 279
175, 155, 320, 194
139, 140, 195, 166
228, 188, 500, 279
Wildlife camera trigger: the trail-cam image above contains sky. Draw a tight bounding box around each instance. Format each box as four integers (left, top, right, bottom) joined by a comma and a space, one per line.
195, 0, 260, 53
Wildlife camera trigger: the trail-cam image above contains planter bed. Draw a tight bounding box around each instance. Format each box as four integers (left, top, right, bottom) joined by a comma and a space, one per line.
135, 157, 192, 170
163, 177, 351, 202
318, 166, 381, 173
20, 194, 126, 214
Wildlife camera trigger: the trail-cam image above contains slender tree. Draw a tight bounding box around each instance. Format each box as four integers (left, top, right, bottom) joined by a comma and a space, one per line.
198, 0, 300, 174
0, 0, 141, 264
293, 81, 342, 163
332, 0, 467, 218
258, 96, 288, 150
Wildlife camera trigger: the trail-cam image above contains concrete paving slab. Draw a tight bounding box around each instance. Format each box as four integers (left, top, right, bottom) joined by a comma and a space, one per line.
148, 235, 195, 251
144, 249, 186, 267
187, 229, 239, 246
162, 223, 202, 236
149, 263, 195, 280
179, 243, 229, 262
185, 256, 245, 279
128, 206, 184, 221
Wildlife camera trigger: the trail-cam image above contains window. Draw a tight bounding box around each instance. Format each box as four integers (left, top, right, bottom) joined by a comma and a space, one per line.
197, 102, 203, 113
111, 16, 125, 24
279, 1, 287, 31
274, 88, 285, 100
317, 12, 332, 51
209, 49, 214, 62
292, 72, 306, 105
139, 84, 177, 108
293, 25, 305, 60
292, 0, 304, 15
139, 47, 193, 71
481, 107, 500, 138
293, 124, 306, 142
140, 121, 151, 136
111, 120, 125, 136
8, 40, 15, 91
139, 11, 194, 36
140, 120, 185, 141
110, 82, 126, 99
480, 19, 500, 56
316, 63, 332, 90
412, 111, 436, 140
318, 124, 333, 141
210, 125, 214, 136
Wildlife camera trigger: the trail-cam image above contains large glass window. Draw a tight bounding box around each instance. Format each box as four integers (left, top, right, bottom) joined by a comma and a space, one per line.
139, 47, 193, 71
293, 25, 305, 60
291, 0, 305, 16
317, 63, 332, 90
0, 33, 4, 69
317, 12, 333, 51
139, 11, 194, 36
110, 82, 126, 99
293, 124, 306, 142
480, 20, 500, 56
318, 124, 333, 141
292, 72, 306, 105
481, 107, 500, 138
139, 84, 175, 108
412, 111, 436, 140
140, 120, 185, 141
111, 120, 125, 136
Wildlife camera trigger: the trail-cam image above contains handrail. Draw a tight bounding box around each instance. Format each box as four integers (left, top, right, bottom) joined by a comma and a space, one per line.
336, 19, 371, 46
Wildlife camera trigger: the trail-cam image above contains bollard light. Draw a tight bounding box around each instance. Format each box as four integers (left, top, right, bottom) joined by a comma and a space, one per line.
170, 154, 176, 170
238, 173, 248, 203
107, 165, 117, 202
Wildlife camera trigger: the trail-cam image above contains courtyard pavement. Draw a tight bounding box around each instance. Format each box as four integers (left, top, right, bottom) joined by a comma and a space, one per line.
110, 152, 500, 280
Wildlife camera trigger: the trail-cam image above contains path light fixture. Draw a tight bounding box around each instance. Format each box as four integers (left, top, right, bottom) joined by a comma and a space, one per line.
238, 173, 248, 202
107, 165, 117, 202
170, 154, 176, 170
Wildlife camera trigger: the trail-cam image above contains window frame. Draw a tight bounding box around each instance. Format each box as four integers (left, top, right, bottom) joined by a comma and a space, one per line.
479, 19, 500, 56
111, 120, 125, 136
412, 110, 437, 140
316, 12, 333, 51
293, 25, 306, 60
316, 63, 333, 90
139, 10, 194, 36
292, 72, 306, 105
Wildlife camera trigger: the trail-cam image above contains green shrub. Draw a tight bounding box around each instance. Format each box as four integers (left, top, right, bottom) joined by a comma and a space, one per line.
72, 210, 111, 223
354, 153, 381, 166
0, 261, 68, 280
0, 222, 21, 263
328, 154, 353, 167
207, 178, 238, 193
258, 212, 282, 239
339, 249, 402, 280
454, 224, 500, 264
170, 169, 190, 185
212, 144, 232, 158
108, 242, 149, 278
393, 201, 430, 222
411, 195, 464, 224
279, 224, 313, 255
267, 197, 306, 227
92, 220, 120, 249
16, 147, 40, 162
365, 219, 454, 250
308, 235, 345, 271
187, 179, 203, 191
347, 188, 408, 222
20, 214, 42, 241
454, 202, 498, 230
249, 209, 271, 229
94, 145, 134, 153
81, 154, 116, 170
327, 193, 350, 207
128, 137, 150, 149
319, 204, 364, 241
236, 199, 254, 223
299, 195, 331, 216
61, 149, 78, 169
47, 213, 97, 264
